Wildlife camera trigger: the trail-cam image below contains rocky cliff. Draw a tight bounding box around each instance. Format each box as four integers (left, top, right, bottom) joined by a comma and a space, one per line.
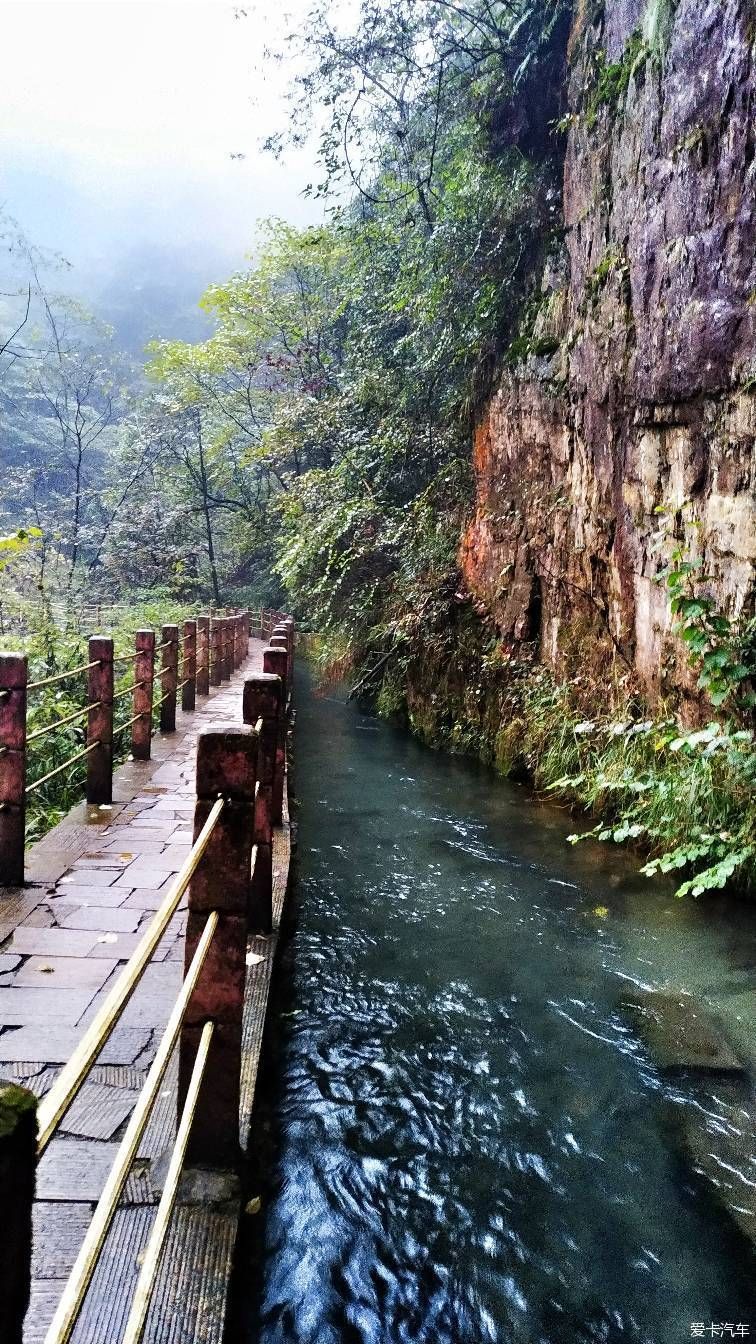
461, 0, 755, 715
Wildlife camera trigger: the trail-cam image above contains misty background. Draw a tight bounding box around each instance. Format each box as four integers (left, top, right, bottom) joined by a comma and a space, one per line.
1, 0, 321, 355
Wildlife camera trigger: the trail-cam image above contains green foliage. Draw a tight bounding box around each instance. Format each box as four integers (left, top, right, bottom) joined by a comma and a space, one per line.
138, 2, 572, 704
585, 31, 652, 127
560, 715, 755, 898
1, 594, 198, 844
0, 528, 42, 570
586, 246, 629, 299
655, 512, 756, 709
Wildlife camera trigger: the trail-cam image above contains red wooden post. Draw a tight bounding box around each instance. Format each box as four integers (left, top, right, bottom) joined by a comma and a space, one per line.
231, 614, 239, 671
0, 653, 27, 887
196, 616, 210, 697
283, 617, 295, 668
262, 645, 288, 825
179, 723, 258, 1167
132, 630, 154, 761
221, 618, 231, 681
86, 636, 114, 805
159, 624, 178, 734
269, 632, 290, 691
182, 619, 197, 712
243, 673, 283, 934
276, 621, 294, 676
229, 616, 237, 676
210, 620, 222, 688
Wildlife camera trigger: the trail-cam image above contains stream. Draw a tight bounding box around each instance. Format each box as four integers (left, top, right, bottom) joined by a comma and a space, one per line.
242, 668, 756, 1344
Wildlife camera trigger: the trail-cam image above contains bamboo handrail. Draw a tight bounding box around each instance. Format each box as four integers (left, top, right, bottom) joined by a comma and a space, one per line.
112, 648, 143, 665
25, 741, 101, 794
111, 681, 144, 703
113, 709, 148, 734
26, 702, 101, 743
43, 913, 220, 1344
36, 797, 225, 1153
120, 1021, 214, 1344
27, 660, 101, 691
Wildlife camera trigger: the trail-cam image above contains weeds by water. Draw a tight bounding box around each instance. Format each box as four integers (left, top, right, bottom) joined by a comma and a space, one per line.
501, 671, 755, 898
310, 628, 755, 900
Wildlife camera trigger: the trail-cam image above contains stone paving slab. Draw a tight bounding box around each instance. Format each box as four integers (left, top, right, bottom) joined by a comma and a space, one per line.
0, 987, 96, 1026
58, 1081, 140, 1140
0, 1025, 152, 1064
0, 639, 293, 1344
3, 956, 118, 992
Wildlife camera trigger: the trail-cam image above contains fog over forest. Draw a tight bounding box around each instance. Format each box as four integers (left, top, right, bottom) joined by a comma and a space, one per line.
1, 1, 320, 353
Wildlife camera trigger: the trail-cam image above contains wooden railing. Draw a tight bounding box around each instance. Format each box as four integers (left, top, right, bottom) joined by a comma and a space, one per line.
1, 616, 295, 1344
0, 607, 287, 887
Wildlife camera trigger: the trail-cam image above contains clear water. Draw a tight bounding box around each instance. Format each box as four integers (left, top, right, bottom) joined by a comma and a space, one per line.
243, 670, 756, 1344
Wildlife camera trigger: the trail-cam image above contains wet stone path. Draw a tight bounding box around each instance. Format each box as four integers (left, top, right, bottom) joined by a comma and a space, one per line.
0, 640, 291, 1344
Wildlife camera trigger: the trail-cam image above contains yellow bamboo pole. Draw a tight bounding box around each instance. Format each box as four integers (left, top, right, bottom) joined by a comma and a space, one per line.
43, 912, 219, 1344
36, 797, 224, 1154
120, 1021, 214, 1344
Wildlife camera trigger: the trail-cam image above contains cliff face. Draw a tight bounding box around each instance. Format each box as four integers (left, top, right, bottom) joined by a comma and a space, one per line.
461, 0, 755, 714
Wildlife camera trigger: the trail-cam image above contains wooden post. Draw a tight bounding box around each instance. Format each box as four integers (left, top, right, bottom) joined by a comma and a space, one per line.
179, 724, 258, 1167
196, 616, 210, 697
269, 632, 290, 689
282, 618, 295, 670
229, 617, 236, 676
159, 625, 178, 734
182, 620, 197, 712
210, 620, 222, 688
86, 636, 113, 805
231, 615, 239, 671
0, 653, 27, 887
132, 630, 154, 761
221, 618, 231, 682
0, 1082, 37, 1344
262, 645, 288, 825
243, 674, 283, 934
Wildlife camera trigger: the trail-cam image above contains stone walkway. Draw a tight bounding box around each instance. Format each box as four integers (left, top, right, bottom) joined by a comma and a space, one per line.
0, 640, 291, 1343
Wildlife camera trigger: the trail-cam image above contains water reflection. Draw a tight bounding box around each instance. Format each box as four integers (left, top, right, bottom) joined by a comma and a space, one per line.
244, 671, 756, 1344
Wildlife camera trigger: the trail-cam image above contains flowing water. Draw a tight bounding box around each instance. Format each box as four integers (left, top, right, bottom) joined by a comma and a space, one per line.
243, 670, 756, 1344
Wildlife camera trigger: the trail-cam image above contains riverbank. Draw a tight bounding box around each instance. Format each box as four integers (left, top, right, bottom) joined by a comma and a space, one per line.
305, 622, 755, 901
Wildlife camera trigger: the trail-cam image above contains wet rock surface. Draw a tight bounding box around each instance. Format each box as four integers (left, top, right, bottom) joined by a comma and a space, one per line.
461, 0, 755, 710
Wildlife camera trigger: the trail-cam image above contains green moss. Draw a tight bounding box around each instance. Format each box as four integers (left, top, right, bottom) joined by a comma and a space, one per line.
585, 30, 652, 128
586, 246, 628, 298
494, 717, 527, 775
505, 292, 563, 365
673, 124, 707, 158
0, 1083, 37, 1140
